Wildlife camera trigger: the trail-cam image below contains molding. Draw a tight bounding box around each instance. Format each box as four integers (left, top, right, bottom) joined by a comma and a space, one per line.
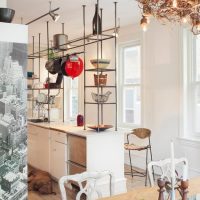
178, 137, 200, 148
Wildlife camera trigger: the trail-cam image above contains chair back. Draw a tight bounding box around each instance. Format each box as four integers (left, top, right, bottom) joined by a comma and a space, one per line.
148, 157, 188, 187
59, 171, 113, 200
132, 128, 151, 139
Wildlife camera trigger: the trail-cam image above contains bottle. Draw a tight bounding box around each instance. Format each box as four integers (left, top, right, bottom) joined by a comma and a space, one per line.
77, 114, 84, 126
92, 4, 102, 35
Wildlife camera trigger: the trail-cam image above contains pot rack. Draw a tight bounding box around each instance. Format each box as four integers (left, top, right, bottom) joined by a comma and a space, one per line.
28, 0, 118, 131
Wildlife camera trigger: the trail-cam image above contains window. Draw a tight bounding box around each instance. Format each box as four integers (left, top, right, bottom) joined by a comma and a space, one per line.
183, 29, 200, 138
119, 42, 141, 127
65, 78, 78, 120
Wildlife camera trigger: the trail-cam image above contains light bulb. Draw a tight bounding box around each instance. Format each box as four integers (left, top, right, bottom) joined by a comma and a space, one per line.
172, 0, 177, 7
67, 44, 71, 49
140, 16, 148, 32
182, 17, 187, 24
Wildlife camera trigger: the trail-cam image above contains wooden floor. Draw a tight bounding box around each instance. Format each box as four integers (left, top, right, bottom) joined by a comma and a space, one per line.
28, 165, 147, 200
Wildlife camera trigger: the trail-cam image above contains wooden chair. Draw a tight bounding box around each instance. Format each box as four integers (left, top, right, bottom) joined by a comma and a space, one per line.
148, 157, 188, 187
124, 128, 154, 186
59, 171, 113, 200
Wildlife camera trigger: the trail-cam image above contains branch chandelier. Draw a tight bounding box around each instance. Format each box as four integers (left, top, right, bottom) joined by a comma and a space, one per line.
137, 0, 200, 34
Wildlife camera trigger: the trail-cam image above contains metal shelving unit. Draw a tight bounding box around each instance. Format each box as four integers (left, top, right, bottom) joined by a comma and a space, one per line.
27, 1, 118, 129
83, 1, 118, 132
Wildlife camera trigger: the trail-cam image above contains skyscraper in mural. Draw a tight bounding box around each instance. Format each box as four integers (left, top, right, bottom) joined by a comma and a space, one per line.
0, 41, 27, 200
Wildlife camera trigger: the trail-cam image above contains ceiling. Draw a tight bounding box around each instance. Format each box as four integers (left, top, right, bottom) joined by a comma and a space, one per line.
7, 0, 141, 44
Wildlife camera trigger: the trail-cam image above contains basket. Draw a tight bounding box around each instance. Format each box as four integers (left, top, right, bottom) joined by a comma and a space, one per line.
94, 74, 107, 86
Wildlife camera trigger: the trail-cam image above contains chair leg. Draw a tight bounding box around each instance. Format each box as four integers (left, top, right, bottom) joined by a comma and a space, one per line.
128, 150, 134, 178
145, 148, 148, 186
149, 146, 155, 181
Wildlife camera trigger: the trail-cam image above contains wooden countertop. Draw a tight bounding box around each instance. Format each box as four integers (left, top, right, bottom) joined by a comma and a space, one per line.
100, 177, 200, 200
28, 122, 125, 138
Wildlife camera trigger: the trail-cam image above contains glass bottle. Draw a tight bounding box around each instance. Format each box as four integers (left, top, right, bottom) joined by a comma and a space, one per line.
92, 4, 102, 35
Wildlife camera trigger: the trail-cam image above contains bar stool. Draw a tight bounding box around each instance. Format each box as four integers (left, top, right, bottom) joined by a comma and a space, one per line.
124, 128, 154, 186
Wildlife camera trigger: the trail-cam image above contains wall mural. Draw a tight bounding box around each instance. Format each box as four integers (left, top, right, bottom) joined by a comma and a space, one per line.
0, 42, 27, 200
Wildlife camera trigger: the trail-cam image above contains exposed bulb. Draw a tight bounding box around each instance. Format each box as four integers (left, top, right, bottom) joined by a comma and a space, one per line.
172, 0, 177, 8
67, 44, 71, 49
182, 17, 187, 24
140, 16, 148, 32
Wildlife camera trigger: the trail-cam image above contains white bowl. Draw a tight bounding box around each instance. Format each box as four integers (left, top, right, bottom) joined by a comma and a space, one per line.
90, 59, 110, 69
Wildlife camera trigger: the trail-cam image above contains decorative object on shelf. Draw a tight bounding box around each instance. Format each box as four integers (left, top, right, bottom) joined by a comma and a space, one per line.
91, 91, 111, 103
94, 73, 107, 86
77, 114, 84, 126
53, 34, 68, 50
64, 54, 84, 79
27, 71, 34, 78
137, 0, 200, 35
0, 8, 15, 23
61, 56, 68, 76
36, 93, 47, 104
92, 4, 102, 35
88, 125, 113, 132
90, 59, 110, 69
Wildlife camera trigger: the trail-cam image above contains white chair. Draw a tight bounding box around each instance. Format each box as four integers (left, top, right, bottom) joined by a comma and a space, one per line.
148, 157, 188, 187
59, 171, 113, 200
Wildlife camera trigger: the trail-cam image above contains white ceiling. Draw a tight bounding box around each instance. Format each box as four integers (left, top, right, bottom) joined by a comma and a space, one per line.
7, 0, 141, 44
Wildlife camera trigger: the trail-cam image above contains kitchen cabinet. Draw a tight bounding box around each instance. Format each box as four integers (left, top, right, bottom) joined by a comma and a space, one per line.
50, 130, 67, 180
28, 124, 50, 172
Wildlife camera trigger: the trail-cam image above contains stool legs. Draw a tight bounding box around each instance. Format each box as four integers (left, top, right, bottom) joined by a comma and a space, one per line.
145, 148, 149, 186
128, 149, 134, 178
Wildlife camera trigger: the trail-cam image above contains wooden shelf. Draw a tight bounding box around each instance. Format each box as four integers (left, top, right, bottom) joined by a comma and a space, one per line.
27, 88, 63, 91
27, 77, 39, 80
85, 69, 116, 72
85, 86, 116, 88
85, 102, 116, 105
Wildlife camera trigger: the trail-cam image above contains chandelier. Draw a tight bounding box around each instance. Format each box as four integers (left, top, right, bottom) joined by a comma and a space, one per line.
137, 0, 200, 35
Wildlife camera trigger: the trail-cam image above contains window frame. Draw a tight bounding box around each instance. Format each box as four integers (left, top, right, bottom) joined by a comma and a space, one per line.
182, 28, 200, 139
118, 40, 142, 128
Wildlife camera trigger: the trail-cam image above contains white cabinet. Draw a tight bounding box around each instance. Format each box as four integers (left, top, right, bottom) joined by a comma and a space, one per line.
28, 124, 50, 172
50, 130, 67, 180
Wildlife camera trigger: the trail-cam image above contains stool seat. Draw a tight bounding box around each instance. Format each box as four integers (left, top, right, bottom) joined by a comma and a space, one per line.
124, 143, 148, 151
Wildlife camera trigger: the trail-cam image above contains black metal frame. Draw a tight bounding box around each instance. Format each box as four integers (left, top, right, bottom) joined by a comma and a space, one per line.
125, 133, 154, 186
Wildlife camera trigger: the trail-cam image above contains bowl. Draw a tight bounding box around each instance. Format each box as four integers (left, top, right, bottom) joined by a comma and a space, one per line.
91, 91, 111, 103
0, 8, 15, 23
88, 125, 113, 132
90, 59, 110, 69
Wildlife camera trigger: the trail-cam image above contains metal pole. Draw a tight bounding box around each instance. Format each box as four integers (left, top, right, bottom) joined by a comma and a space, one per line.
32, 36, 35, 118
62, 23, 65, 122
97, 0, 100, 132
38, 33, 41, 118
100, 8, 103, 125
114, 2, 118, 131
83, 5, 86, 130
47, 21, 50, 123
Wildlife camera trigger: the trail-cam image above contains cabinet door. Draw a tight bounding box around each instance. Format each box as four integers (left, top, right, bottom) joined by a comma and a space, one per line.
28, 125, 39, 167
50, 140, 67, 180
28, 125, 50, 172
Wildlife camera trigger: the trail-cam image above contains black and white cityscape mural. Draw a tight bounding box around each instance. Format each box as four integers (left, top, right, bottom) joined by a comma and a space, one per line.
0, 42, 27, 200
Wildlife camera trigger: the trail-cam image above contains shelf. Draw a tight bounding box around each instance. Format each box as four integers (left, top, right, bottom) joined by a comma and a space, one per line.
85, 102, 116, 105
27, 88, 63, 91
85, 86, 116, 88
27, 77, 39, 80
85, 69, 116, 72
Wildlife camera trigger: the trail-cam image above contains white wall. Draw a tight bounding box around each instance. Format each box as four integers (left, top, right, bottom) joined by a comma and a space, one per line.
82, 21, 200, 178
0, 0, 7, 7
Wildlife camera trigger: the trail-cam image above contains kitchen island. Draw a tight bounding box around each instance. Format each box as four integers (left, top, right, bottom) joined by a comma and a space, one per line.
28, 122, 126, 197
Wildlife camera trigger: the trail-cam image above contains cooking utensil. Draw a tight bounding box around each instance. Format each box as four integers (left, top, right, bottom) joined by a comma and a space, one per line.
64, 54, 84, 79
94, 73, 107, 86
88, 125, 113, 131
90, 59, 110, 69
91, 91, 111, 103
0, 8, 15, 23
45, 58, 62, 75
53, 34, 68, 50
36, 93, 47, 104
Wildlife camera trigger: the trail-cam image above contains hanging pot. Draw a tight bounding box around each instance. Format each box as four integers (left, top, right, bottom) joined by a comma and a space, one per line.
61, 56, 69, 76
64, 54, 84, 79
53, 34, 68, 50
45, 57, 62, 75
